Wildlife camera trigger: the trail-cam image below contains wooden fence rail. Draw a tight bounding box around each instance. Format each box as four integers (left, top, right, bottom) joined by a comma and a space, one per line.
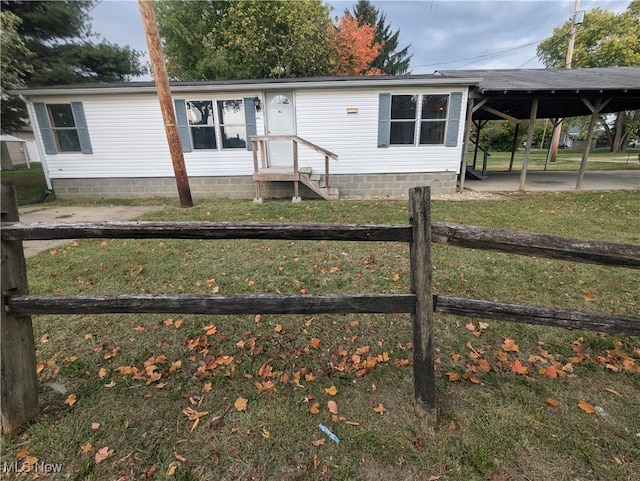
1, 183, 638, 438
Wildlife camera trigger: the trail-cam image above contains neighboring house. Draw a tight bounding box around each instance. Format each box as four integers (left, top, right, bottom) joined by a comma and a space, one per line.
12, 75, 478, 200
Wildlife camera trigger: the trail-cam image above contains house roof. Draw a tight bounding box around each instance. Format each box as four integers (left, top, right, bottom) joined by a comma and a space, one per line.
0, 134, 26, 143
10, 74, 481, 97
437, 67, 640, 120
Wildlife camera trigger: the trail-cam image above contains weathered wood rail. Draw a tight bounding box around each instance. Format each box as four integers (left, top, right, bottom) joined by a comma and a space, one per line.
1, 183, 638, 437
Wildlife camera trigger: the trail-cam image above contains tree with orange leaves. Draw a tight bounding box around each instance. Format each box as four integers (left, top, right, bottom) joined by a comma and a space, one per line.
333, 13, 383, 76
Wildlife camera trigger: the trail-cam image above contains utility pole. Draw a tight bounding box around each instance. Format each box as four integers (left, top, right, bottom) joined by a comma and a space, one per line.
549, 0, 582, 163
138, 0, 193, 208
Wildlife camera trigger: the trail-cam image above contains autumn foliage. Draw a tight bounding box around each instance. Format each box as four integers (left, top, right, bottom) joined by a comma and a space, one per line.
333, 13, 383, 76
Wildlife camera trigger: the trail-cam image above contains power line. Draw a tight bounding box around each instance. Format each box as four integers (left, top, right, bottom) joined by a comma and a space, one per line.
412, 38, 545, 69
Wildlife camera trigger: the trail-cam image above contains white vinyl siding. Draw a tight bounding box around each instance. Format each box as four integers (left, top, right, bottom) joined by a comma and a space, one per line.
29, 86, 467, 180
32, 93, 263, 179
293, 88, 467, 175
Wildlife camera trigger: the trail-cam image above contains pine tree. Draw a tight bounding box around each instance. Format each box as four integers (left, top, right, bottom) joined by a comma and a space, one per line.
351, 0, 412, 75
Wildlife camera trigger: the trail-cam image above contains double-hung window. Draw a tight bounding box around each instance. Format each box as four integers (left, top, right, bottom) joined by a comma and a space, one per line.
33, 101, 92, 155
218, 100, 247, 149
185, 99, 247, 150
187, 101, 217, 149
48, 104, 82, 152
390, 94, 449, 145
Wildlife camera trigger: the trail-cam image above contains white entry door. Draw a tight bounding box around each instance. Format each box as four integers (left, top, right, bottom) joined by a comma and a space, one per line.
266, 91, 296, 166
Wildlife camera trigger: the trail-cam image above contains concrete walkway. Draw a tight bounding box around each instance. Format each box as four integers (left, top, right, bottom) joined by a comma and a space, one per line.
465, 169, 640, 192
17, 205, 164, 258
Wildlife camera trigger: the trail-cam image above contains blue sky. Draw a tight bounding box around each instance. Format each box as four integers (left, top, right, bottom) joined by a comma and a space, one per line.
88, 0, 631, 78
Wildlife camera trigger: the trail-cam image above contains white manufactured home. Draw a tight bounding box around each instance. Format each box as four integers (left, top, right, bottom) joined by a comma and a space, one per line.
15, 75, 478, 200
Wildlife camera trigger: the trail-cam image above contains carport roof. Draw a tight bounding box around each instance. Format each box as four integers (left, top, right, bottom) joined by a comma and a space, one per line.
437, 67, 640, 120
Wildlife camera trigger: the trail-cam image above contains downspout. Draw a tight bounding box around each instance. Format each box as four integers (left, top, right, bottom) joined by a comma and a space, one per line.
458, 95, 475, 192
21, 96, 53, 191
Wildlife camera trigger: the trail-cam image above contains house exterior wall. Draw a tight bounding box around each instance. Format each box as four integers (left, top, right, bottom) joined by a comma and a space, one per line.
27, 82, 468, 199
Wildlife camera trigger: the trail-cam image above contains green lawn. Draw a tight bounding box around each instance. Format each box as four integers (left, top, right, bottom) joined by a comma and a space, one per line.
1, 163, 51, 204
1, 193, 639, 480
472, 147, 640, 172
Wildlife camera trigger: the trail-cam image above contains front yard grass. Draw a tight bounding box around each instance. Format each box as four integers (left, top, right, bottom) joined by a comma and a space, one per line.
1, 191, 638, 481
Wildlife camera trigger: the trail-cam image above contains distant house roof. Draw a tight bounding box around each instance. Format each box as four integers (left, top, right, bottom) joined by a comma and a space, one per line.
437, 67, 640, 120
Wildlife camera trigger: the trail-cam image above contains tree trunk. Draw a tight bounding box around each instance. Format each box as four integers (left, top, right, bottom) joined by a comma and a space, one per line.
611, 111, 625, 153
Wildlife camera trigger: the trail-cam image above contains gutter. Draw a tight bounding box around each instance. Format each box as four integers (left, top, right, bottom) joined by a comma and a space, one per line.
10, 76, 482, 97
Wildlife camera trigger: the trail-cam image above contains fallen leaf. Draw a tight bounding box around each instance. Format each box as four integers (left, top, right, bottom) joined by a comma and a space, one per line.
310, 337, 321, 349
91, 422, 100, 430
204, 324, 217, 336
169, 360, 182, 373
235, 397, 248, 412
502, 338, 519, 352
98, 367, 109, 379
446, 372, 460, 382
80, 442, 92, 454
324, 385, 338, 396
327, 400, 339, 415
546, 398, 559, 408
167, 461, 178, 476
605, 387, 621, 396
182, 407, 209, 432
465, 323, 476, 332
309, 402, 320, 415
95, 446, 114, 464
174, 452, 187, 462
16, 447, 29, 459
203, 382, 213, 392
262, 428, 270, 439
511, 359, 529, 375
578, 400, 596, 414
312, 438, 326, 446
65, 393, 77, 406
373, 403, 386, 415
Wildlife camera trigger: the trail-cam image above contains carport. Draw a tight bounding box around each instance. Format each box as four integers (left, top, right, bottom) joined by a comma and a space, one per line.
437, 67, 640, 191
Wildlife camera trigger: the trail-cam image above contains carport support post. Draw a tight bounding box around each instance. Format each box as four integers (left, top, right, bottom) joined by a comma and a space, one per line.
519, 98, 539, 191
409, 186, 436, 421
576, 98, 607, 190
1, 183, 39, 438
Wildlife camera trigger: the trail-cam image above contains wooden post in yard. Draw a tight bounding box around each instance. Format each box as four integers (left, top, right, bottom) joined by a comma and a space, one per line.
409, 186, 436, 421
138, 0, 193, 208
1, 183, 39, 438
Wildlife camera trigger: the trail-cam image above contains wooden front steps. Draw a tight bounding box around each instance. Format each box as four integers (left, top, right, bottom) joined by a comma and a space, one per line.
253, 167, 339, 201
251, 135, 339, 202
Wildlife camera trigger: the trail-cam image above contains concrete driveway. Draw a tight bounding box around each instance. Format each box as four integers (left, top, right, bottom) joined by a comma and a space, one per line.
466, 169, 640, 192
17, 205, 164, 258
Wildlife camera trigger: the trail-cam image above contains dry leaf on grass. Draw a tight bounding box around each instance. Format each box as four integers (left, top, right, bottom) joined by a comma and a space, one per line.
324, 385, 338, 396
373, 403, 387, 415
578, 400, 596, 414
327, 400, 339, 415
95, 446, 114, 464
235, 397, 248, 412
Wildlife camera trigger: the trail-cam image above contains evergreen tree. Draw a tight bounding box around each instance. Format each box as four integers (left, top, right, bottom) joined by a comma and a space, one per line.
351, 0, 412, 75
1, 1, 146, 131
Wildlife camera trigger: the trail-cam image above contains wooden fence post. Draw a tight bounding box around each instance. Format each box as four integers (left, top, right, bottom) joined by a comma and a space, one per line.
1, 183, 39, 438
409, 186, 436, 421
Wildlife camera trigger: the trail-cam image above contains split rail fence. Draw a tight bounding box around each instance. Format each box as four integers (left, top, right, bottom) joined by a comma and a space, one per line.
2, 183, 639, 438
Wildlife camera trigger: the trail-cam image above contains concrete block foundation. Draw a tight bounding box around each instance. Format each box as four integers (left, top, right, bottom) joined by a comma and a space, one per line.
51, 172, 458, 200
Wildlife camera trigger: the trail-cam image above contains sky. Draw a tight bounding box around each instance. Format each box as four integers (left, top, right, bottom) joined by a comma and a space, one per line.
88, 0, 632, 79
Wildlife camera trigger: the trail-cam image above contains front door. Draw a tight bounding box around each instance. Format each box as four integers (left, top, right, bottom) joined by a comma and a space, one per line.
266, 91, 296, 166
